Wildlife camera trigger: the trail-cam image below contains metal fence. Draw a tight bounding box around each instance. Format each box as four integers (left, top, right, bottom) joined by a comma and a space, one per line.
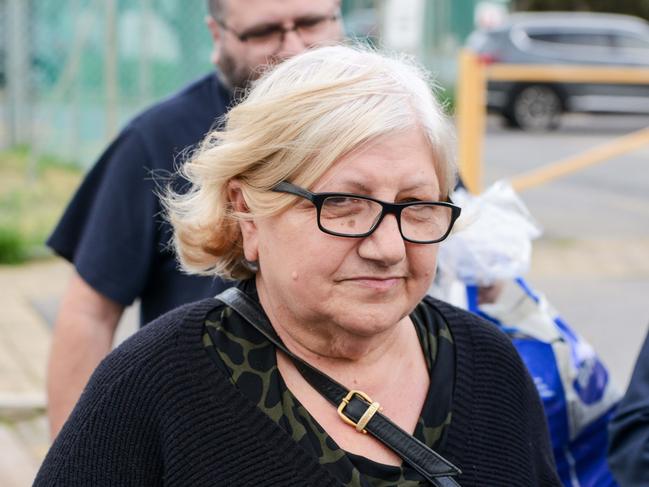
1, 0, 214, 165
0, 0, 485, 167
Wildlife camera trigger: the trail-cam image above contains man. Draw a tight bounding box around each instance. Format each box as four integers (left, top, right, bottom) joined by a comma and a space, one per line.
608, 328, 649, 486
46, 0, 344, 438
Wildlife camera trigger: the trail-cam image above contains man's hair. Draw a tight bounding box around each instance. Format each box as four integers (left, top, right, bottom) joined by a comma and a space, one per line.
165, 44, 457, 279
206, 0, 226, 21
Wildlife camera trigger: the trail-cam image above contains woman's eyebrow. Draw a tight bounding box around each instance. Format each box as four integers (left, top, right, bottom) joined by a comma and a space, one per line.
320, 181, 440, 199
321, 180, 372, 194
399, 182, 438, 192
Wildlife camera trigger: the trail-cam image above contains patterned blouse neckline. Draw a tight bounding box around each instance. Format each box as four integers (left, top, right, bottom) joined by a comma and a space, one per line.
203, 281, 455, 487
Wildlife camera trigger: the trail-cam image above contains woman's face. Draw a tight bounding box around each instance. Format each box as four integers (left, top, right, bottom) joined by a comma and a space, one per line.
243, 128, 443, 344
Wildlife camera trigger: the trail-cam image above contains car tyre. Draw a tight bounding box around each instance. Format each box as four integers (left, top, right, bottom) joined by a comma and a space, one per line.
504, 84, 563, 131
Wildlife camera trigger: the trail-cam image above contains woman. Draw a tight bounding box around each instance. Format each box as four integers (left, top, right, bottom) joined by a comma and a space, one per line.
35, 45, 560, 486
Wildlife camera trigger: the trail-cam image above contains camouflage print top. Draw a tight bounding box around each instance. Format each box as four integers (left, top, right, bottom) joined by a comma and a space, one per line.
203, 281, 455, 487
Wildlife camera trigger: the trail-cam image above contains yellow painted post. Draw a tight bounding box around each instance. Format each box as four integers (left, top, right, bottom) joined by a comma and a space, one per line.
455, 49, 487, 194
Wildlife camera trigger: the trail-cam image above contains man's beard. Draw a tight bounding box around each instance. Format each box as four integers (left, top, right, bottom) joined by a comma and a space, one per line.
218, 50, 281, 95
218, 50, 253, 93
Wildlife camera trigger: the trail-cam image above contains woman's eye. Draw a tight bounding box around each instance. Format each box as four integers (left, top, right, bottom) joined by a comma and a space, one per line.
326, 197, 351, 206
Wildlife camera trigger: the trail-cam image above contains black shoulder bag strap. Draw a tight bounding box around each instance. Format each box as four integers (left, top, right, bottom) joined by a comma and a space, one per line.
216, 287, 462, 487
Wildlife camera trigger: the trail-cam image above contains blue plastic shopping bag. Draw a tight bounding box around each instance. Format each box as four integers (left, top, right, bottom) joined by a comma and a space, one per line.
468, 278, 620, 487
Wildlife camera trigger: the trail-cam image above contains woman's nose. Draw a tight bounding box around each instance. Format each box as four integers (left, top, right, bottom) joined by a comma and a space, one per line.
357, 214, 406, 265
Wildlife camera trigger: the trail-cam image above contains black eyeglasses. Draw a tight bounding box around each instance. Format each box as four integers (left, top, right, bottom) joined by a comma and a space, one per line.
217, 13, 339, 50
272, 181, 461, 244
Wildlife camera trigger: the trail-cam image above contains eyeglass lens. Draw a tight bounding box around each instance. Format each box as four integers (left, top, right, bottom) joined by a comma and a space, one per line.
319, 196, 453, 242
243, 15, 335, 46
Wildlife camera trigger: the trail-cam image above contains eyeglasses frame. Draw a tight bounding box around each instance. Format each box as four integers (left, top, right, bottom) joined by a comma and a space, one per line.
216, 13, 340, 45
272, 181, 462, 244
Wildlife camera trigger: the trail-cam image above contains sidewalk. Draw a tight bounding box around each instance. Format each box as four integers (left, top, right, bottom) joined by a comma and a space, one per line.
0, 258, 137, 487
531, 237, 649, 278
529, 237, 649, 389
0, 259, 64, 487
2, 238, 648, 485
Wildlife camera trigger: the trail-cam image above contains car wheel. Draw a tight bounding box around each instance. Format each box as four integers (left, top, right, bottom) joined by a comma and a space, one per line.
505, 84, 563, 131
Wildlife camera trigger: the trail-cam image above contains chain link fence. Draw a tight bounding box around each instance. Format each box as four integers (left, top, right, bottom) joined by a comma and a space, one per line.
0, 0, 481, 167
1, 0, 213, 166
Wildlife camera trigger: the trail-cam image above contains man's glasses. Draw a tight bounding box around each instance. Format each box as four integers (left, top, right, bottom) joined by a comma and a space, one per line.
272, 181, 461, 244
218, 13, 340, 51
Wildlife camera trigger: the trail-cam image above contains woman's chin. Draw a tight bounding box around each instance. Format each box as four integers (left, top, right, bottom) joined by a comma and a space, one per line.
328, 304, 408, 339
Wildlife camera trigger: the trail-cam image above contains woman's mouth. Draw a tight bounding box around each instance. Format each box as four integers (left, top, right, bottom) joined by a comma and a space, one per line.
347, 277, 402, 291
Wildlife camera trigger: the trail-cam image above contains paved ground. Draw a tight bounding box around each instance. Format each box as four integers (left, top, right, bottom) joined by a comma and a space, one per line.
0, 260, 62, 487
527, 238, 649, 389
0, 259, 138, 486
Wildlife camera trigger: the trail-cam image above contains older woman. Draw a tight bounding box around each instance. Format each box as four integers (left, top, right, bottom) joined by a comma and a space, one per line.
35, 46, 560, 486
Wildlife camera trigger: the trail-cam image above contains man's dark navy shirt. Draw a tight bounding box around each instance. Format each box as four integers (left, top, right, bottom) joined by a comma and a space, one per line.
608, 329, 649, 485
48, 73, 234, 325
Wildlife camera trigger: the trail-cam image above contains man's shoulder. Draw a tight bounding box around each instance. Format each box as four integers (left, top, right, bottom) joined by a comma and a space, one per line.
127, 72, 230, 136
103, 72, 229, 172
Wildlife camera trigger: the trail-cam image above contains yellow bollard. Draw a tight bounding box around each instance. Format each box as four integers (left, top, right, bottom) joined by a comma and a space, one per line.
455, 55, 649, 195
455, 49, 487, 194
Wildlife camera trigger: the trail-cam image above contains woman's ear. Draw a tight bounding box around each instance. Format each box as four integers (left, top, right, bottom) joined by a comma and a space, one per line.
227, 180, 259, 263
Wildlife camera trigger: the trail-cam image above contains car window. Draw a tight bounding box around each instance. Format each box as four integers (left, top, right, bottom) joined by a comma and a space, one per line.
527, 32, 612, 47
612, 33, 649, 49
526, 33, 560, 43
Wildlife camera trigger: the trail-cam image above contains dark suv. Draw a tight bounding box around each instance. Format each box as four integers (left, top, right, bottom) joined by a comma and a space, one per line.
467, 12, 649, 130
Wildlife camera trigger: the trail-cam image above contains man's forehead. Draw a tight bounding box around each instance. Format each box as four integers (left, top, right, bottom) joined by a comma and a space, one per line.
225, 0, 336, 27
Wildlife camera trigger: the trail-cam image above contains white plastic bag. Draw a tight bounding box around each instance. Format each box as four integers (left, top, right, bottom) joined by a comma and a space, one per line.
437, 181, 542, 286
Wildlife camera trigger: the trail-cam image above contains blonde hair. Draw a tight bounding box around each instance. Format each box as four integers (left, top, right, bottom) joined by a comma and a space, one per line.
165, 44, 457, 280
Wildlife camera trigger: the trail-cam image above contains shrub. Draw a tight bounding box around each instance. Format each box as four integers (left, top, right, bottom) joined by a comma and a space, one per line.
0, 148, 81, 264
0, 226, 27, 264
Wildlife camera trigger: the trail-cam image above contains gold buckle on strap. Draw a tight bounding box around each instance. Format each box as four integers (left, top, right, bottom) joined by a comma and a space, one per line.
337, 390, 382, 434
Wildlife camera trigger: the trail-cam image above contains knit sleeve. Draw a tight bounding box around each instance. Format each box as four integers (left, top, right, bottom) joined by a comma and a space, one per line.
33, 305, 195, 486
473, 320, 560, 485
481, 319, 562, 486
427, 298, 562, 486
37, 372, 165, 485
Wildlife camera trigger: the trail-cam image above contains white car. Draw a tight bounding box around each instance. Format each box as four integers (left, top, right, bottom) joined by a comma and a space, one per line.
467, 12, 649, 130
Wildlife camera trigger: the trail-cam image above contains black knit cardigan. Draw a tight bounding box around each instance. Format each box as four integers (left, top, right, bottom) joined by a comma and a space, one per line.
34, 297, 561, 486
